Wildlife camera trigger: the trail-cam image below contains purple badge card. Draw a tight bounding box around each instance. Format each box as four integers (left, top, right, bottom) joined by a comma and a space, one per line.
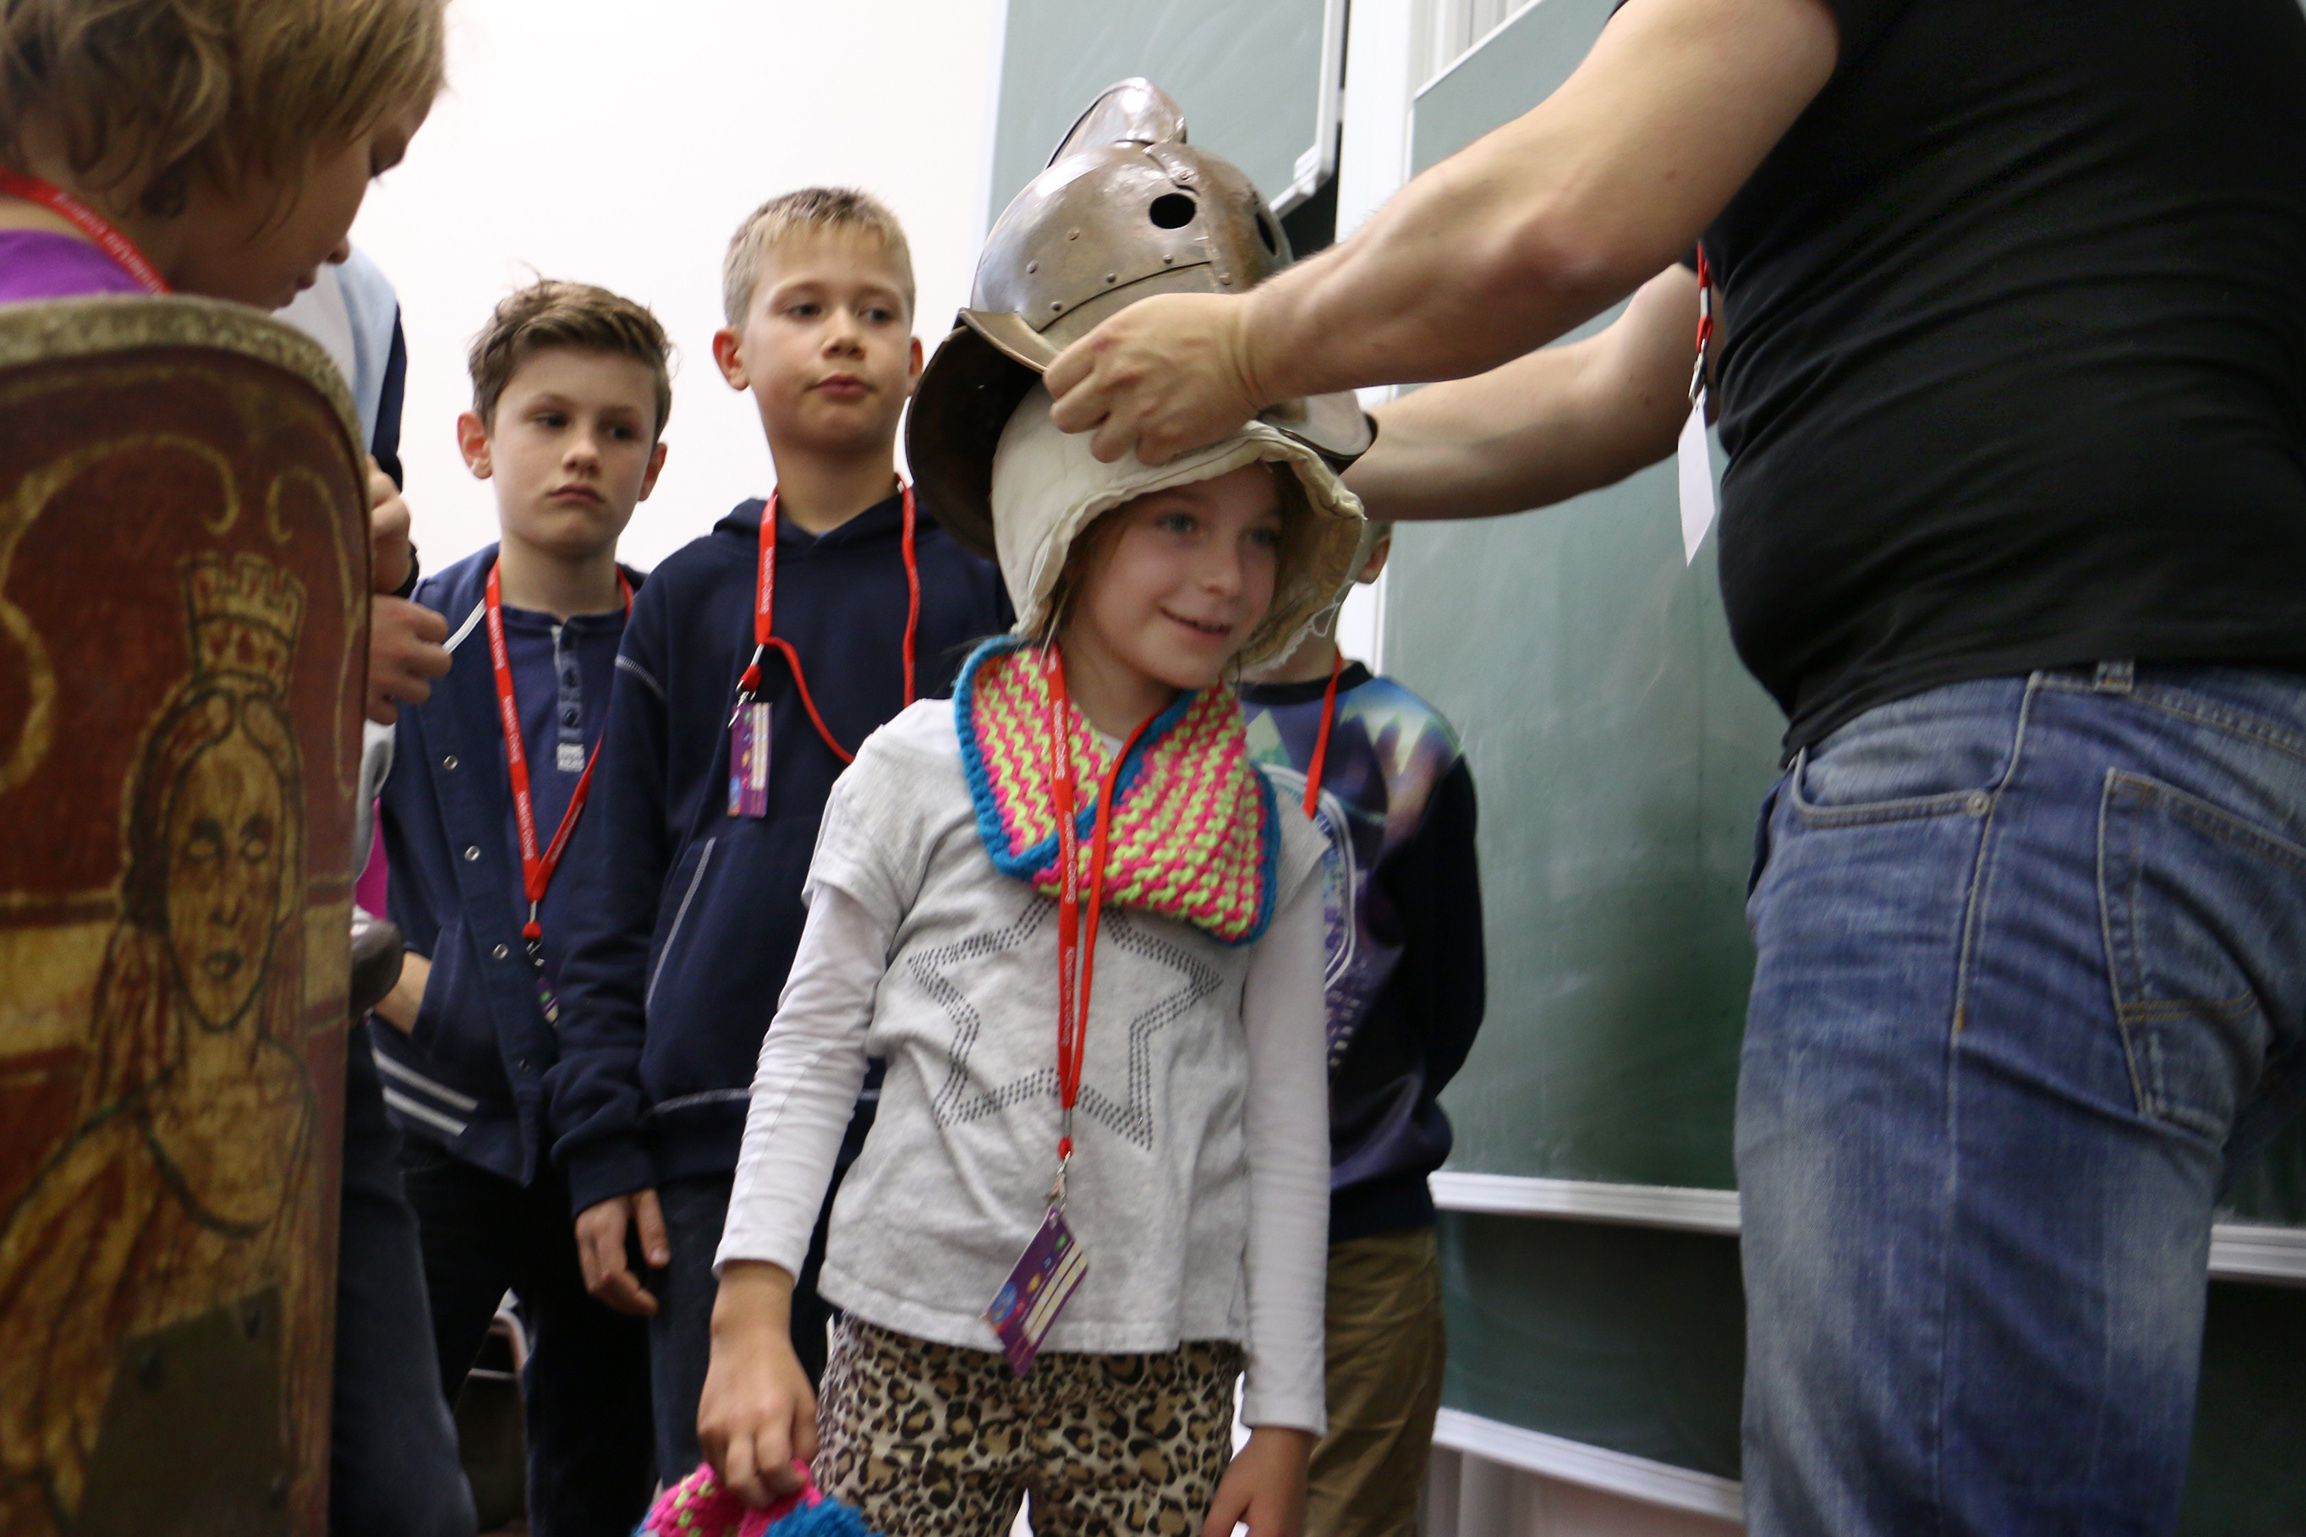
985, 1206, 1089, 1377
728, 700, 770, 818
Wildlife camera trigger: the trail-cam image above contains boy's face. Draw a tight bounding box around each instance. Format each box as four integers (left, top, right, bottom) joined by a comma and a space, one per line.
712, 229, 923, 460
457, 347, 668, 561
181, 94, 431, 310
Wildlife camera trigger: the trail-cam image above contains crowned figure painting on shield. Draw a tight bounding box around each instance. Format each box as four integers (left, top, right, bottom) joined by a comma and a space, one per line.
0, 297, 368, 1536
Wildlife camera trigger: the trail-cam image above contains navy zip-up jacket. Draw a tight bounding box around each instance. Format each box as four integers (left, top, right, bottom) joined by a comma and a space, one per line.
546, 491, 1009, 1214
370, 545, 642, 1183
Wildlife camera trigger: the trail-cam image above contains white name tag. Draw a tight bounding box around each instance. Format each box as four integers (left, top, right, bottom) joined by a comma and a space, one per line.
1678, 391, 1718, 565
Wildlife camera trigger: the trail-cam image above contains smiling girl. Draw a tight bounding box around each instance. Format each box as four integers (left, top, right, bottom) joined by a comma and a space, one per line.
695, 382, 1365, 1537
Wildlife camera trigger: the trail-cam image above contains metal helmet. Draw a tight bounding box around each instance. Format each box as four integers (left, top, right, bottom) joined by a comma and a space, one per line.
908, 77, 1374, 559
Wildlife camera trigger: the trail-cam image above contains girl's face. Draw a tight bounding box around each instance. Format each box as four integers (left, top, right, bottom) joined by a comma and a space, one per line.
1069, 462, 1285, 694
164, 727, 289, 1031
170, 94, 430, 309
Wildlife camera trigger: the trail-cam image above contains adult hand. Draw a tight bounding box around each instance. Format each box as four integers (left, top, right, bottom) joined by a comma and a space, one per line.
575, 1188, 670, 1317
368, 595, 450, 725
368, 458, 414, 595
698, 1262, 814, 1505
1201, 1425, 1314, 1537
372, 951, 432, 1034
1045, 292, 1267, 466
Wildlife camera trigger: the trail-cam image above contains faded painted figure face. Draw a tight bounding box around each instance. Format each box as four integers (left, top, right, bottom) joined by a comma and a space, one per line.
163, 725, 289, 1030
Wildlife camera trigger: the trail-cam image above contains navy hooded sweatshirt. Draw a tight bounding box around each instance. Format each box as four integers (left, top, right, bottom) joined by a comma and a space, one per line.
546, 491, 1009, 1214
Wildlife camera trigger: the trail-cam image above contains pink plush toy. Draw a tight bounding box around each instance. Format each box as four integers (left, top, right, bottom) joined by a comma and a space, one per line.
636, 1463, 877, 1537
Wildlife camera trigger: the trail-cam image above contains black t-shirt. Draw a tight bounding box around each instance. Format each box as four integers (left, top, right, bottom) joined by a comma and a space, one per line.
1659, 0, 2306, 749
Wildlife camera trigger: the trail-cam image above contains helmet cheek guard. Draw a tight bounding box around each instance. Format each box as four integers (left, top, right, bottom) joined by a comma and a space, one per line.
909, 77, 1373, 562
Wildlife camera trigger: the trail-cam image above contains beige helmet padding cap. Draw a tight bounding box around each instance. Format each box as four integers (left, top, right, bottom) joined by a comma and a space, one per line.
992, 384, 1366, 668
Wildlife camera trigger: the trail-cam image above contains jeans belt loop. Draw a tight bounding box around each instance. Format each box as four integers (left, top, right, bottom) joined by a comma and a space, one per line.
2095, 659, 2136, 693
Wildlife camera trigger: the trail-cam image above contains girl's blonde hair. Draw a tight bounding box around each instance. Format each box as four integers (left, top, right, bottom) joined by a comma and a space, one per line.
0, 0, 447, 213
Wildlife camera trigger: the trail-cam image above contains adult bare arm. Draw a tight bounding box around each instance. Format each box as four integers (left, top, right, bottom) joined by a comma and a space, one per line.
1044, 0, 1836, 465
1345, 264, 1700, 522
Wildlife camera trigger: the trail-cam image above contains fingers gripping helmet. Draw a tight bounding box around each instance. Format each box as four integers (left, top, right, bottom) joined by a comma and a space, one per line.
908, 78, 1374, 559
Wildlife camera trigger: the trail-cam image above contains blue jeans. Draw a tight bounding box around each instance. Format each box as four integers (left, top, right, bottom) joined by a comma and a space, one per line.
1740, 664, 2306, 1536
648, 1173, 841, 1480
399, 1145, 655, 1537
331, 1031, 478, 1537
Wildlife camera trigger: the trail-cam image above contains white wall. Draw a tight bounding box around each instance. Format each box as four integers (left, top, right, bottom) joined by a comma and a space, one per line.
352, 0, 1010, 574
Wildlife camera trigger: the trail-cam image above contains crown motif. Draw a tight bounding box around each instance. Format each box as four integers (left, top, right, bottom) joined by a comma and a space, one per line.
182, 552, 306, 691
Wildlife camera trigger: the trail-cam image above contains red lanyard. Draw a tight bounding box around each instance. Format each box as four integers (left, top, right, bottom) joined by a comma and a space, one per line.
484, 559, 632, 952
1688, 244, 1714, 405
1303, 652, 1345, 819
732, 482, 921, 764
1043, 647, 1154, 1168
0, 168, 170, 294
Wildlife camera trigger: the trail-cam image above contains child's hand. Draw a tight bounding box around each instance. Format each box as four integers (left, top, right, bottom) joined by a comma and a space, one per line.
575, 1189, 670, 1316
368, 595, 450, 724
368, 458, 415, 595
699, 1262, 815, 1506
1202, 1425, 1314, 1537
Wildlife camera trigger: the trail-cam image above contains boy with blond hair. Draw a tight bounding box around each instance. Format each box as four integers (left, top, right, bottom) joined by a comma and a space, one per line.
546, 187, 1009, 1479
372, 279, 674, 1535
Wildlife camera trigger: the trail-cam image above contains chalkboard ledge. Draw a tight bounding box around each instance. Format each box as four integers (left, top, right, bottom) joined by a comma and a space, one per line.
1427, 1174, 2306, 1286
1432, 1408, 1745, 1522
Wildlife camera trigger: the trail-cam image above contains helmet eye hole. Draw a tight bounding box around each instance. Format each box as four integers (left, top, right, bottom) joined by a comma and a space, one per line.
1255, 211, 1281, 254
1149, 193, 1197, 230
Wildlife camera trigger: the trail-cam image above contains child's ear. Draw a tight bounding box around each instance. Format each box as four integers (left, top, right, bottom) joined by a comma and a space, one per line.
1357, 530, 1393, 584
638, 440, 670, 502
903, 333, 925, 397
455, 411, 493, 479
712, 327, 748, 392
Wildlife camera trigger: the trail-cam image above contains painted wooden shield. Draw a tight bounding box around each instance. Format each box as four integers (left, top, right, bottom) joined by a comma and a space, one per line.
0, 296, 368, 1535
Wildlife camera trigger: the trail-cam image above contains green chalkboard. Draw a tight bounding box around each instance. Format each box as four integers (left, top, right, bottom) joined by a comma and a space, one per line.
988, 0, 1330, 220
1395, 0, 1775, 1193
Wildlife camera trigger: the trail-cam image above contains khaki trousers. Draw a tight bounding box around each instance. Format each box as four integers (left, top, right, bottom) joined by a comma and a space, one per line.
1306, 1226, 1447, 1537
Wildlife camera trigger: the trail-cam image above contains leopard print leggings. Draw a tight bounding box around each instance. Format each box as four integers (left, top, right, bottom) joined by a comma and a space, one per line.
815, 1317, 1245, 1536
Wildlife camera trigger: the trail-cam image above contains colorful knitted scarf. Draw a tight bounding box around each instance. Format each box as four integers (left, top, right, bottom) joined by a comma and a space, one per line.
956, 638, 1278, 945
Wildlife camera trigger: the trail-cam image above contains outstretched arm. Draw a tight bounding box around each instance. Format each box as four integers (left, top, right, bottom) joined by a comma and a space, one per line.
1045, 0, 1835, 466
1346, 264, 1700, 522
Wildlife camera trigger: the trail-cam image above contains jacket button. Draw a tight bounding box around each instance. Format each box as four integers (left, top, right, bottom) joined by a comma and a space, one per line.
464, 846, 481, 862
493, 943, 509, 960
442, 754, 458, 770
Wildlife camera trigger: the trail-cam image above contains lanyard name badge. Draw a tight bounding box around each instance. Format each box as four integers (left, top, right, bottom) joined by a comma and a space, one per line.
983, 647, 1153, 1377
0, 168, 171, 294
1677, 245, 1719, 565
484, 561, 630, 1023
727, 483, 922, 817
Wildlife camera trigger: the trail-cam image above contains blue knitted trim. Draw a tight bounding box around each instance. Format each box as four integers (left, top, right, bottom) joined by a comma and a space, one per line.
1238, 765, 1281, 947
767, 1499, 880, 1537
954, 635, 1197, 884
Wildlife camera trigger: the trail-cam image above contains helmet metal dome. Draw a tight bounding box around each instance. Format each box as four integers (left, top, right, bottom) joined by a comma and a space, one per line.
908, 78, 1373, 559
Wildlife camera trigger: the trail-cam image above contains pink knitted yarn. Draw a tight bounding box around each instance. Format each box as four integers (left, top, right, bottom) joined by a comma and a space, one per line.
637, 1463, 818, 1537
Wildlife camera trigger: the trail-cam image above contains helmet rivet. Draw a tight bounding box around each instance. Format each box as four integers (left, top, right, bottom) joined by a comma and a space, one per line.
1218, 273, 1233, 286
1104, 273, 1117, 284
1067, 227, 1080, 240
1025, 261, 1038, 274
1051, 301, 1064, 311
1162, 254, 1175, 265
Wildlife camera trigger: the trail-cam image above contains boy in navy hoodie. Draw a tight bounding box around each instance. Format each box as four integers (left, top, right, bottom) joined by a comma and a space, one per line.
1237, 526, 1486, 1537
545, 188, 1010, 1479
369, 280, 673, 1535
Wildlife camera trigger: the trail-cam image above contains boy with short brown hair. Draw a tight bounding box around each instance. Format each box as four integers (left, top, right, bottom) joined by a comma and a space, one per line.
545, 188, 1009, 1482
372, 278, 673, 1537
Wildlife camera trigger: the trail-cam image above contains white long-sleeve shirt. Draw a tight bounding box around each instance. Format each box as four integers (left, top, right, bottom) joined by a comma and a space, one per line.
716, 700, 1333, 1432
